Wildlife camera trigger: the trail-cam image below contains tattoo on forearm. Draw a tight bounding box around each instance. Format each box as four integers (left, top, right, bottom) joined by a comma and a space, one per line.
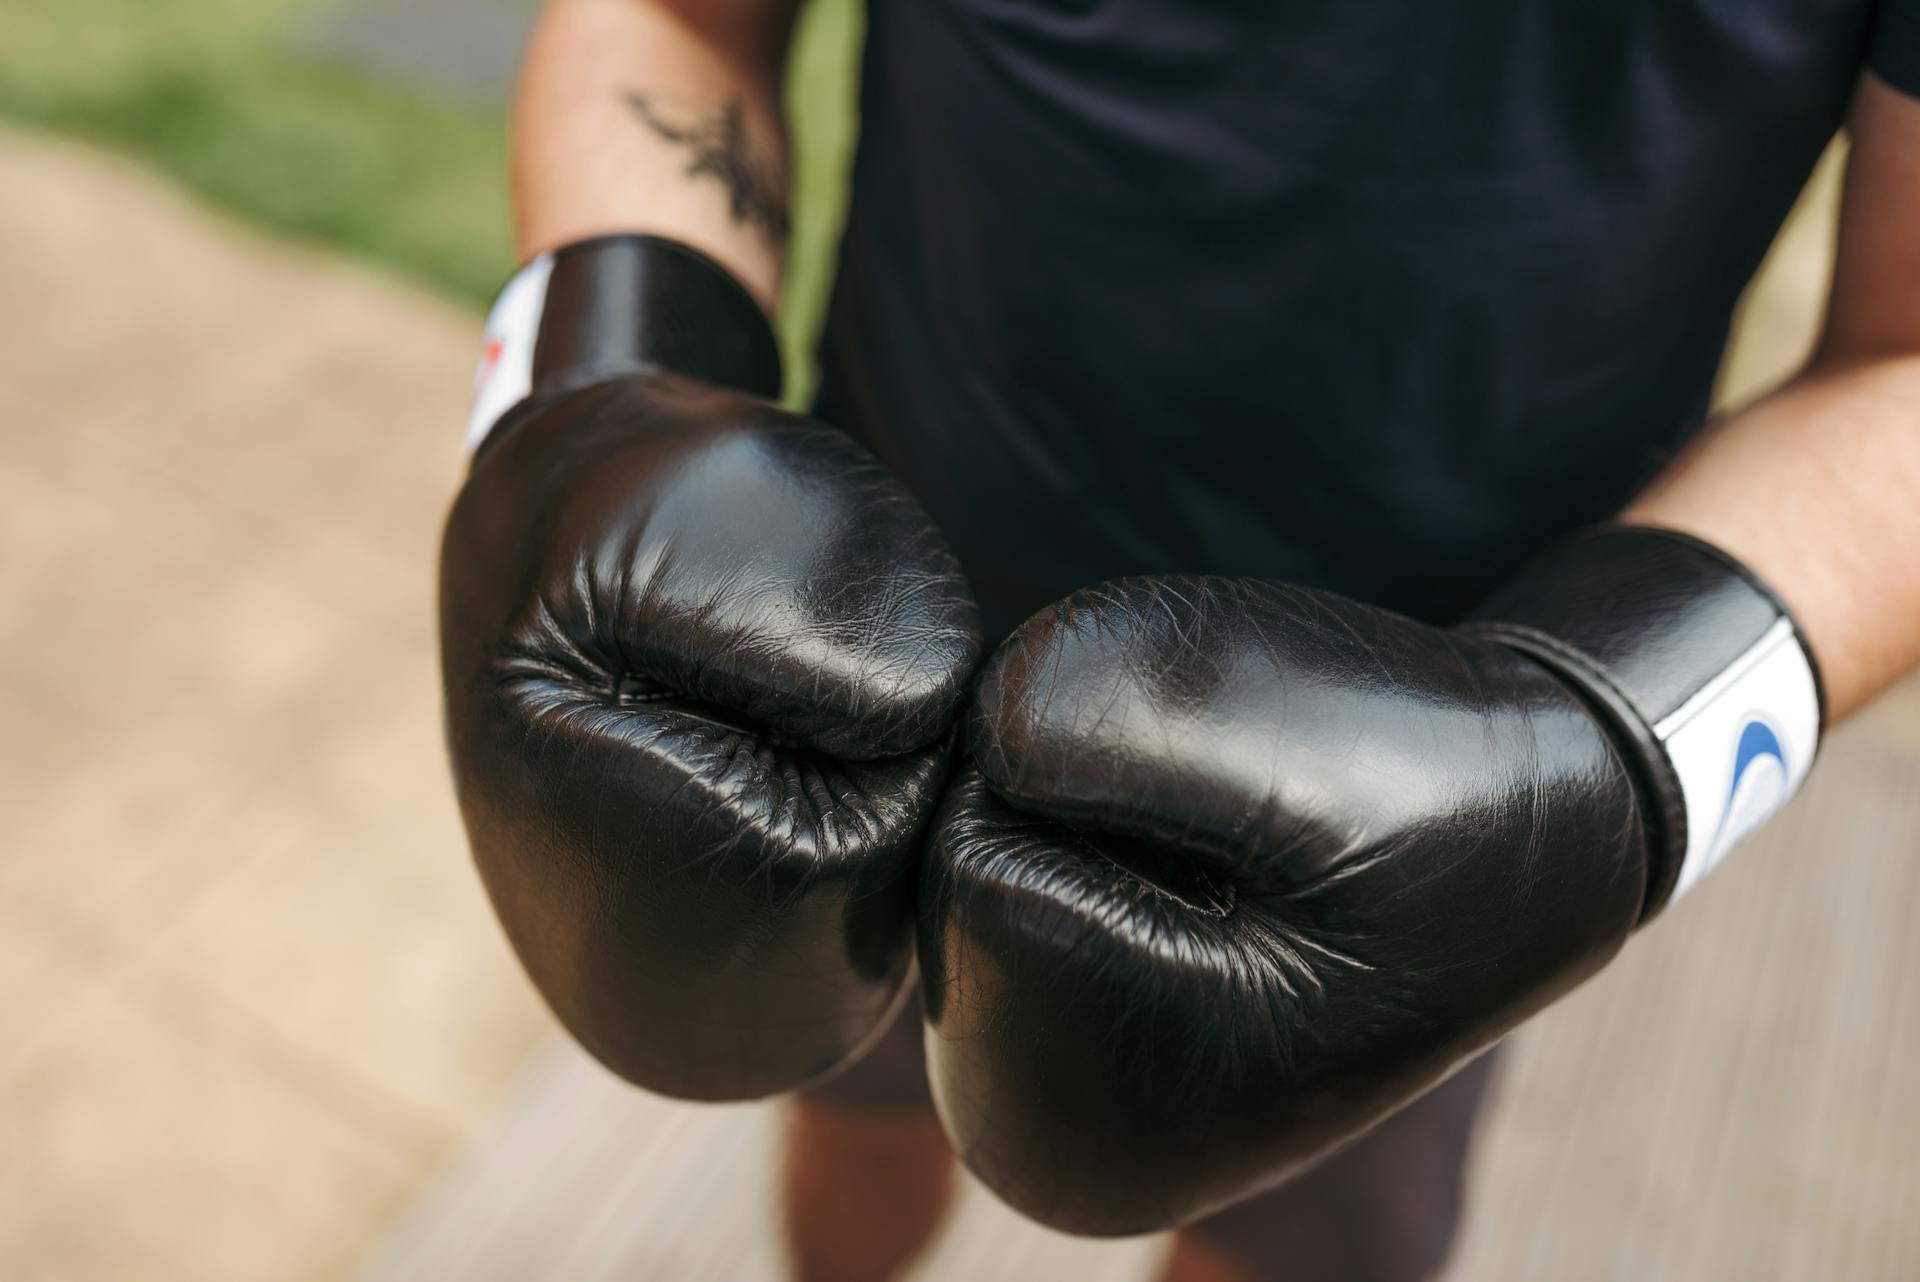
623, 92, 791, 245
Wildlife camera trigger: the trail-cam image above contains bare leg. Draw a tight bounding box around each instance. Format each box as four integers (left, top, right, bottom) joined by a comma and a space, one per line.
781, 1097, 959, 1282
1157, 1232, 1264, 1282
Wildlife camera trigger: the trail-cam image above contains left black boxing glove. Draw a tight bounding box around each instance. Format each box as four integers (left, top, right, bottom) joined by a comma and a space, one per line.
921, 526, 1821, 1234
440, 236, 980, 1100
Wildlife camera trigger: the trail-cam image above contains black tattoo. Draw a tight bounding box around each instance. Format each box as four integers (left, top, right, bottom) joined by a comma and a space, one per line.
623, 92, 791, 245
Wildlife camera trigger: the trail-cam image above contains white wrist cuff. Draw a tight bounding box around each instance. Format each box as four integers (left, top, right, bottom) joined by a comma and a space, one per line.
1660, 617, 1820, 900
464, 254, 555, 455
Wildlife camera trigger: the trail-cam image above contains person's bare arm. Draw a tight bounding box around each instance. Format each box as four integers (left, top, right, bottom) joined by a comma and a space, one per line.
1624, 74, 1920, 721
511, 0, 804, 309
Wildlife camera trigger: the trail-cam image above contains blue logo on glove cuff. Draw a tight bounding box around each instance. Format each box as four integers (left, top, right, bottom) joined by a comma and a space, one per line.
1704, 715, 1792, 872
1658, 621, 1818, 900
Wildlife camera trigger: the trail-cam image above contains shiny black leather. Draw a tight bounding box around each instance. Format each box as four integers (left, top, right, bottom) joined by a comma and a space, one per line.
440, 251, 981, 1100
922, 575, 1650, 1234
1467, 525, 1824, 914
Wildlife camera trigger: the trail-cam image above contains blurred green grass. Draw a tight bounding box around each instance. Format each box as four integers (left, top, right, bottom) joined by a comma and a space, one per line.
0, 0, 860, 395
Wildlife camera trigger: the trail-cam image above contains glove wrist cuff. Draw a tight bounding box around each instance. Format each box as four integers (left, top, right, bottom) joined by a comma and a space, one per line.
463, 235, 784, 454
1465, 525, 1824, 919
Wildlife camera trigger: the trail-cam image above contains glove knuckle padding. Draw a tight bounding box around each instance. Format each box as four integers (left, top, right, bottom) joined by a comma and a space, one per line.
924, 576, 1646, 1233
441, 374, 981, 1099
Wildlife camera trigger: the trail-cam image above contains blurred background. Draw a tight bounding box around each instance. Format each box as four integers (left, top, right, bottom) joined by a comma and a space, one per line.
1, 2, 1916, 1279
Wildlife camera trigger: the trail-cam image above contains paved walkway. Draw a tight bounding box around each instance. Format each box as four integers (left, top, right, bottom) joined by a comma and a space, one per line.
0, 127, 548, 1282
3, 124, 1916, 1281
299, 0, 535, 105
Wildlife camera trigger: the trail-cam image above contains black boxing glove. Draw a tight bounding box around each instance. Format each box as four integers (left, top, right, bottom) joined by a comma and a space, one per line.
921, 526, 1822, 1233
440, 236, 980, 1100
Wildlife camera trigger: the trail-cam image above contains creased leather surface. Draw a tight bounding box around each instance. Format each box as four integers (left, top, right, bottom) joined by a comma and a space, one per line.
441, 374, 981, 1100
922, 576, 1646, 1234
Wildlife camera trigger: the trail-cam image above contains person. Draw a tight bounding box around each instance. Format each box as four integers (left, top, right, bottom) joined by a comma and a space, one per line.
445, 1, 1920, 1279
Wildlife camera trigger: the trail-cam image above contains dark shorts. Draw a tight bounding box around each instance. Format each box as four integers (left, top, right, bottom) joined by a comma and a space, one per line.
810, 999, 1500, 1282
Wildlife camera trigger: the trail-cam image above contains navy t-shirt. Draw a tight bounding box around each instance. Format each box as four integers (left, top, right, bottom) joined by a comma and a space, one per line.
818, 0, 1920, 635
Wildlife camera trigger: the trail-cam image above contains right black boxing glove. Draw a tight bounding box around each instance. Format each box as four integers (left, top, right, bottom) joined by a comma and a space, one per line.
440, 236, 981, 1100
921, 527, 1822, 1234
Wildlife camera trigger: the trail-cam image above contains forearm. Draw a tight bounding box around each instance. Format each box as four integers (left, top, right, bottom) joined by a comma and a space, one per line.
512, 0, 799, 308
1623, 75, 1920, 723
1623, 353, 1920, 721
